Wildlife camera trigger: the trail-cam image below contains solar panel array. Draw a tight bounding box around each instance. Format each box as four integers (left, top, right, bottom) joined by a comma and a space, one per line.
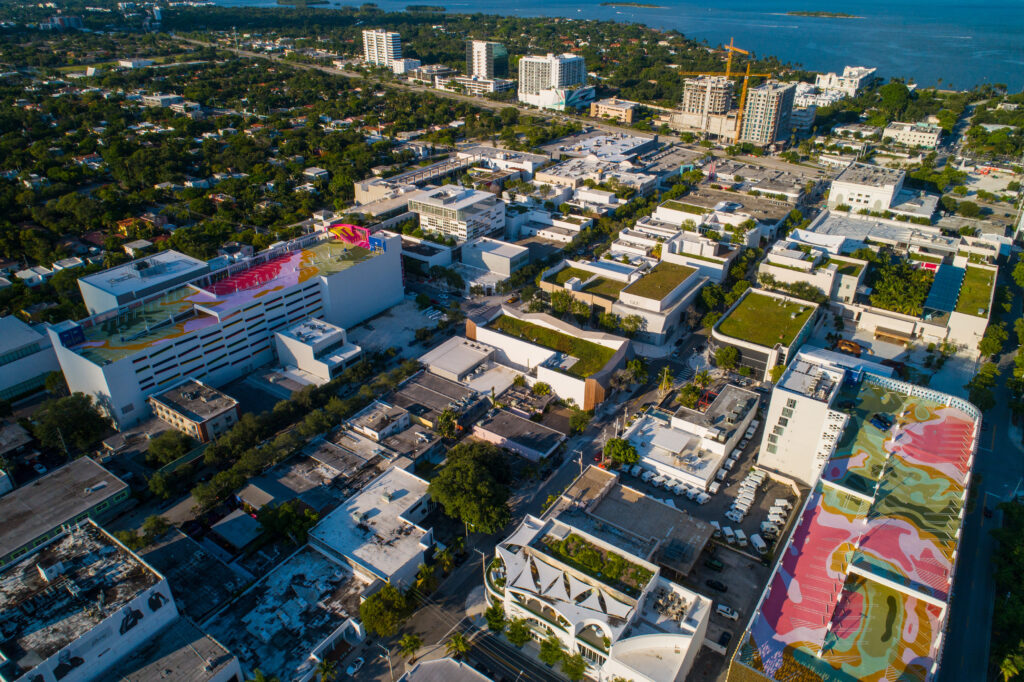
923, 264, 965, 313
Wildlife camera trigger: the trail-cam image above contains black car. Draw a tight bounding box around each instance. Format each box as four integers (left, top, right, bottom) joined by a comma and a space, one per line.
705, 579, 728, 593
718, 631, 733, 647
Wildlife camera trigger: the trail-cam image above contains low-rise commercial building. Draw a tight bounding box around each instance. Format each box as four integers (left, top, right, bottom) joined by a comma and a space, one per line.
758, 239, 867, 303
408, 185, 506, 242
148, 379, 240, 442
814, 65, 876, 97
472, 408, 565, 461
883, 120, 943, 148
274, 318, 362, 384
826, 161, 939, 219
436, 74, 514, 95
0, 316, 60, 401
590, 97, 639, 123
310, 467, 434, 587
387, 370, 489, 430
460, 237, 530, 277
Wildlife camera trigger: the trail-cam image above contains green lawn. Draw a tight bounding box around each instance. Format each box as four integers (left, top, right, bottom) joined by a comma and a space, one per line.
545, 267, 625, 300
955, 266, 994, 316
491, 316, 615, 378
717, 292, 816, 347
832, 258, 865, 277
622, 262, 696, 300
662, 200, 709, 215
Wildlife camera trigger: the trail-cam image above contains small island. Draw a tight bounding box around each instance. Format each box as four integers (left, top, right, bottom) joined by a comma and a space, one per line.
786, 10, 861, 18
407, 4, 445, 10
600, 2, 665, 8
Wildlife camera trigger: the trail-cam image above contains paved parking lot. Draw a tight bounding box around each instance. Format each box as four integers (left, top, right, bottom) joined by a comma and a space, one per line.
348, 298, 450, 356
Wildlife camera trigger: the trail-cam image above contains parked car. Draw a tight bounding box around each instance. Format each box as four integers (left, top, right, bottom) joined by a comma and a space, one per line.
33, 463, 47, 475
705, 579, 728, 593
346, 658, 365, 676
704, 557, 724, 572
715, 604, 740, 620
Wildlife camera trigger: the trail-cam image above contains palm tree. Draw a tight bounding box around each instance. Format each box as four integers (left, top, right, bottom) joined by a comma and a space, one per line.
446, 632, 471, 659
657, 366, 674, 397
414, 563, 436, 593
399, 633, 424, 658
436, 546, 455, 573
315, 658, 337, 682
450, 535, 465, 556
247, 670, 281, 682
694, 369, 712, 389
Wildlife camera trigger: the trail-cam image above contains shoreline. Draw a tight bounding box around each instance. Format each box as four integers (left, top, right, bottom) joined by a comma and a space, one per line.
783, 10, 863, 19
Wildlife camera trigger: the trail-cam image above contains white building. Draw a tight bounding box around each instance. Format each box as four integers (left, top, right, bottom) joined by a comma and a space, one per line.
814, 66, 876, 97
274, 318, 362, 384
436, 74, 514, 96
826, 161, 939, 219
460, 237, 530, 277
407, 185, 506, 242
466, 40, 507, 79
456, 145, 549, 180
487, 510, 710, 681
518, 54, 594, 111
390, 57, 421, 75
309, 467, 434, 587
0, 521, 240, 682
362, 29, 401, 67
50, 232, 403, 427
882, 121, 943, 148
77, 250, 210, 315
0, 316, 60, 401
740, 82, 796, 146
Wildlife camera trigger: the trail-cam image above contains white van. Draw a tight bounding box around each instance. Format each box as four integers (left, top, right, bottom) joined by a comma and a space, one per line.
710, 520, 722, 538
709, 482, 721, 495
716, 469, 728, 482
734, 530, 748, 547
723, 527, 736, 544
630, 465, 643, 477
725, 511, 743, 523
641, 470, 654, 483
760, 521, 779, 535
768, 514, 785, 526
750, 534, 768, 555
715, 604, 739, 620
697, 493, 711, 504
731, 448, 742, 458
774, 498, 792, 510
723, 460, 735, 471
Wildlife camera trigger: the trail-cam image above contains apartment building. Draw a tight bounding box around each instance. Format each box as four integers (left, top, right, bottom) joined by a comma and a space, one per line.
681, 76, 733, 116
49, 232, 403, 427
407, 185, 506, 241
362, 29, 401, 67
739, 81, 796, 146
518, 53, 593, 110
883, 121, 943, 148
465, 39, 508, 78
814, 65, 876, 97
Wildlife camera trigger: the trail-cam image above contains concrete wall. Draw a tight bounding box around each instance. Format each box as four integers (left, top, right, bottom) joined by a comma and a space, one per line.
323, 234, 404, 328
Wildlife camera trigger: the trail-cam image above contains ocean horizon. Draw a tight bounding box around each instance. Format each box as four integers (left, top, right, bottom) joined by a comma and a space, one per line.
210, 0, 1024, 91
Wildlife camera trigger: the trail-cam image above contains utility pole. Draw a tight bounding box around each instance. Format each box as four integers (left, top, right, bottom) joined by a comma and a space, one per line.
376, 643, 394, 681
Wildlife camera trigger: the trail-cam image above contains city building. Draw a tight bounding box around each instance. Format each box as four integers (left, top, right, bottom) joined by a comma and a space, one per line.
472, 408, 565, 461
728, 360, 979, 682
387, 370, 489, 430
436, 74, 514, 95
0, 521, 190, 682
0, 458, 129, 569
419, 336, 496, 382
203, 546, 365, 681
408, 185, 506, 242
466, 40, 508, 79
467, 307, 629, 409
487, 499, 711, 681
309, 466, 435, 587
710, 289, 819, 381
147, 379, 240, 442
401, 658, 493, 682
350, 400, 410, 443
362, 29, 401, 67
77, 250, 209, 315
49, 232, 402, 427
882, 120, 943, 148
827, 162, 938, 219
518, 54, 594, 111
739, 81, 796, 146
541, 131, 659, 163
681, 76, 734, 116
407, 63, 457, 85
455, 145, 550, 179
533, 157, 659, 195
814, 65, 877, 97
460, 237, 530, 277
590, 97, 639, 124
274, 318, 362, 384
623, 383, 759, 490
141, 93, 184, 108
106, 618, 242, 682
0, 316, 60, 401
758, 239, 867, 303
390, 57, 421, 75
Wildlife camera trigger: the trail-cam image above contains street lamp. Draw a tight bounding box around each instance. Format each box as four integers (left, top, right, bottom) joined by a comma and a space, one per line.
377, 643, 394, 681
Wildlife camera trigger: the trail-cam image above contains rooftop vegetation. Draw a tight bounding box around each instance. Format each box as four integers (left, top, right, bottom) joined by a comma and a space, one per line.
545, 267, 627, 300
955, 266, 994, 316
622, 262, 696, 300
661, 200, 709, 215
541, 532, 652, 598
832, 259, 865, 277
717, 292, 816, 347
491, 316, 615, 378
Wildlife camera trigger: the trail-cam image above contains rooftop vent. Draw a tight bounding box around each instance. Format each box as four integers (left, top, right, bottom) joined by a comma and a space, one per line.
37, 561, 65, 583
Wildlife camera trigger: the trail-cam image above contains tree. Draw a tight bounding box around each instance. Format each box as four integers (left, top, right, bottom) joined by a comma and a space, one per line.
626, 357, 648, 384
979, 322, 1009, 358
428, 441, 512, 534
436, 546, 455, 573
398, 633, 424, 658
958, 200, 981, 218
1013, 259, 1024, 290
715, 345, 739, 370
258, 501, 319, 544
445, 632, 470, 659
598, 311, 620, 331
415, 563, 437, 593
694, 369, 712, 389
506, 618, 531, 647
604, 437, 638, 465
676, 383, 701, 409
485, 602, 506, 631
315, 658, 338, 682
966, 362, 1000, 412
532, 382, 552, 396
1000, 644, 1024, 682
551, 289, 573, 315
247, 670, 280, 682
146, 430, 196, 468
435, 408, 457, 440
513, 374, 527, 388
539, 635, 565, 667
620, 314, 644, 337
657, 366, 674, 396
45, 371, 68, 397
359, 584, 413, 637
770, 365, 787, 383
561, 653, 587, 681
32, 393, 110, 454
569, 408, 592, 435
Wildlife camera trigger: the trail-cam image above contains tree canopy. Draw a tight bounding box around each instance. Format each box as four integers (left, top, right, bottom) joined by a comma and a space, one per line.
32, 393, 110, 453
359, 583, 413, 637
428, 441, 512, 534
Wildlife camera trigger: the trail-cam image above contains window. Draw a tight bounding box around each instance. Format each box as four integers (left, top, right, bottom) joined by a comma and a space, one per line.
773, 425, 784, 436
768, 434, 778, 444
782, 408, 793, 418
767, 444, 778, 454
778, 417, 789, 427
786, 398, 797, 408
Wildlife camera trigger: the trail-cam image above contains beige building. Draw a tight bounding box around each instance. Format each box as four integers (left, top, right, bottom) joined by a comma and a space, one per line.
590, 97, 638, 123
681, 76, 733, 116
740, 81, 796, 146
882, 121, 942, 148
148, 379, 240, 442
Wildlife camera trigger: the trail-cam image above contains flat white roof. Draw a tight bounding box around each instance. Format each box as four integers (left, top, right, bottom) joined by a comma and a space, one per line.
626, 413, 724, 487
310, 467, 430, 580
78, 250, 208, 297
465, 238, 529, 260
419, 336, 494, 378
279, 317, 345, 345
0, 316, 45, 354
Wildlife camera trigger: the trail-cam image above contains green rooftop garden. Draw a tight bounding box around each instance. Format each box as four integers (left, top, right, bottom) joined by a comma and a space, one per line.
491, 316, 615, 378
545, 267, 626, 300
909, 253, 943, 265
622, 262, 696, 300
661, 200, 709, 215
955, 266, 994, 317
717, 292, 816, 347
541, 532, 653, 598
832, 259, 865, 277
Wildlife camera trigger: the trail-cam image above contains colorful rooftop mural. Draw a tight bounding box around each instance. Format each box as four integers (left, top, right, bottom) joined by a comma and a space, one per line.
70, 241, 375, 364
733, 376, 977, 682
